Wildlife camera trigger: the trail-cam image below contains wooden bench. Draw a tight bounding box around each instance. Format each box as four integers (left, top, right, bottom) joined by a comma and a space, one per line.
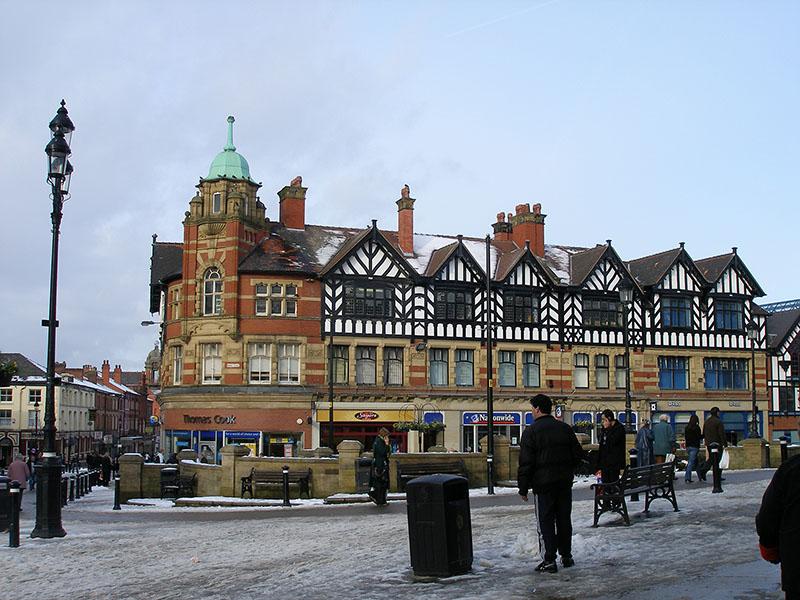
397, 459, 469, 492
241, 468, 312, 499
591, 461, 678, 526
160, 471, 197, 499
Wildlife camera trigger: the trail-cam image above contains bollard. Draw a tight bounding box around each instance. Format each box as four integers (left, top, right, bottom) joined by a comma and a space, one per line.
628, 448, 639, 502
709, 442, 723, 494
9, 481, 20, 548
281, 466, 291, 507
75, 474, 82, 499
780, 437, 789, 464
68, 475, 75, 502
61, 476, 68, 507
113, 476, 121, 510
765, 443, 771, 469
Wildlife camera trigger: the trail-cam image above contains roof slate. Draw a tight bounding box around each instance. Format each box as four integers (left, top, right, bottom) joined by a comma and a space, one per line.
766, 308, 800, 350
0, 353, 46, 379
568, 244, 609, 285
627, 248, 682, 286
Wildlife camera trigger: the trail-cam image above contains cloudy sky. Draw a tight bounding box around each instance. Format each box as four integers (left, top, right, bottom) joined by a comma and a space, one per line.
1, 1, 797, 370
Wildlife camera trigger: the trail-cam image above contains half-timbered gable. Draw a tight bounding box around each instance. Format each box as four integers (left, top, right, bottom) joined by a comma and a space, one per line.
320, 223, 417, 338
629, 245, 707, 348
494, 246, 560, 343
420, 237, 486, 340
696, 251, 766, 351
765, 307, 800, 415
564, 243, 643, 346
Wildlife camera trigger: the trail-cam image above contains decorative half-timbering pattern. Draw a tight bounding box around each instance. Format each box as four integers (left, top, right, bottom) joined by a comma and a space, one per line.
584, 259, 624, 292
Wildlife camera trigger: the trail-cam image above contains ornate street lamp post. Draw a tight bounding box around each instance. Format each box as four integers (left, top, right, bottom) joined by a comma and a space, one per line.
747, 321, 760, 439
619, 279, 634, 434
32, 100, 74, 539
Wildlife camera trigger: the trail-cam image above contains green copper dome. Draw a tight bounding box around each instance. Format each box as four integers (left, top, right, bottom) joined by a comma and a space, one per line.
204, 116, 252, 181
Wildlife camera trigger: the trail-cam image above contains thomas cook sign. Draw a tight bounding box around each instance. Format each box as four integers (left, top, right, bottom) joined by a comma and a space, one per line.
183, 414, 237, 425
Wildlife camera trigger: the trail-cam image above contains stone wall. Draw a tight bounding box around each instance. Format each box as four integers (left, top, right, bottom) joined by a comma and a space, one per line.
120, 435, 790, 503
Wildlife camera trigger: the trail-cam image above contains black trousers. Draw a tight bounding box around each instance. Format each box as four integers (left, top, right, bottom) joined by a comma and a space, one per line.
535, 485, 573, 562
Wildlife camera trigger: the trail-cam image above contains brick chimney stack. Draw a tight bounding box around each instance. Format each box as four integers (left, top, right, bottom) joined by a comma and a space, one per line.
84, 364, 98, 384
113, 364, 122, 384
396, 184, 415, 256
492, 212, 512, 241
510, 203, 546, 257
101, 360, 110, 384
277, 176, 307, 230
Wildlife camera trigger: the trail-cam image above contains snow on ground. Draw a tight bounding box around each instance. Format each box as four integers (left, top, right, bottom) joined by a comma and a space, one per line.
2, 478, 782, 600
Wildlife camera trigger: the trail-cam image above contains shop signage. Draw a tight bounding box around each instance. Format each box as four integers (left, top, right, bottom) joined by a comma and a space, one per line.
728, 401, 741, 407
462, 412, 521, 426
225, 362, 241, 368
649, 401, 659, 412
183, 414, 237, 425
423, 412, 444, 424
668, 401, 681, 407
355, 411, 379, 421
225, 431, 260, 439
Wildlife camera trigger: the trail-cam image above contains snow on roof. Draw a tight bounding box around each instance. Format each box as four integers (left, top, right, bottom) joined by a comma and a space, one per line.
544, 244, 585, 284
314, 228, 350, 266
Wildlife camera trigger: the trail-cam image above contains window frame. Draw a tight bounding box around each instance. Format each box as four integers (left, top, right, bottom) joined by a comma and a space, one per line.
715, 299, 744, 332
201, 343, 222, 385
278, 343, 300, 385
704, 357, 749, 390
330, 345, 349, 385
172, 345, 183, 386
454, 349, 474, 387
522, 352, 541, 388
383, 347, 403, 386
212, 192, 222, 214
0, 389, 12, 402
355, 346, 377, 386
595, 354, 610, 389
573, 353, 589, 389
203, 267, 223, 316
502, 291, 540, 324
499, 350, 516, 387
582, 295, 623, 328
29, 389, 42, 404
430, 348, 449, 387
434, 288, 475, 322
343, 283, 394, 318
615, 354, 627, 389
248, 342, 272, 384
662, 296, 692, 330
658, 356, 689, 390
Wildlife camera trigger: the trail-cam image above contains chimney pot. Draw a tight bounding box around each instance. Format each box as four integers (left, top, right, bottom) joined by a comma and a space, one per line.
496, 212, 505, 222
532, 203, 542, 215
515, 203, 530, 215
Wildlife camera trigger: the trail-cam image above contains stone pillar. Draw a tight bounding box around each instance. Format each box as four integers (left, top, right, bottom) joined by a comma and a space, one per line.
742, 438, 766, 469
118, 453, 144, 504
337, 440, 363, 494
219, 444, 251, 497
493, 435, 511, 481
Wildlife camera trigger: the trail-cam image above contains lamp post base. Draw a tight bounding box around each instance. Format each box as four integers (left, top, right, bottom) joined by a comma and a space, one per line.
30, 454, 66, 539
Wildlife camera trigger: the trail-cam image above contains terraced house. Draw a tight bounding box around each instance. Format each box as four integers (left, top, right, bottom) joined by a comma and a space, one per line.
149, 117, 771, 461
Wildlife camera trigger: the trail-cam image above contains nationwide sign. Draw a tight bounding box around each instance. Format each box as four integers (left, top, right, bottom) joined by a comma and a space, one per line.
462, 412, 521, 426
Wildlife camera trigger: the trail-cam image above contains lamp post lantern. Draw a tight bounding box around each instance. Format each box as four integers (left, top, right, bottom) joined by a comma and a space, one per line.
32, 100, 74, 539
747, 321, 760, 438
619, 279, 634, 434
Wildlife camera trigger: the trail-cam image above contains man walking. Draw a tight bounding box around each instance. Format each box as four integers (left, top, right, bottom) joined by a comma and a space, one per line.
700, 406, 727, 480
518, 394, 585, 573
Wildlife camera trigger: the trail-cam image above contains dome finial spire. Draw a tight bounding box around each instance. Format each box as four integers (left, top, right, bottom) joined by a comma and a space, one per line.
224, 115, 236, 151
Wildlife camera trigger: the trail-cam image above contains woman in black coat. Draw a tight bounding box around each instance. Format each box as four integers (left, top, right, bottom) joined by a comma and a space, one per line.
597, 409, 626, 484
370, 427, 391, 506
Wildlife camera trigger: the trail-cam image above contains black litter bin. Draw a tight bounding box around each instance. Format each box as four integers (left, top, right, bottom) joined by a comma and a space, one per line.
160, 467, 179, 499
0, 476, 10, 531
355, 457, 373, 494
406, 474, 473, 577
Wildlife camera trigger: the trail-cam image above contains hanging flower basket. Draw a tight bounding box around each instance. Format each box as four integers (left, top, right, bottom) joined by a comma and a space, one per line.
0, 360, 17, 387
393, 420, 446, 434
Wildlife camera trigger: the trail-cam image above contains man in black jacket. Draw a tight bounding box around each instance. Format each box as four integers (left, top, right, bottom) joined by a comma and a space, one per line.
518, 394, 585, 574
756, 451, 800, 599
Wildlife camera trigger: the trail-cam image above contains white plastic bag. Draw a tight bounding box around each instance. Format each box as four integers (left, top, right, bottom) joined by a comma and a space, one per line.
719, 448, 730, 470
665, 453, 676, 464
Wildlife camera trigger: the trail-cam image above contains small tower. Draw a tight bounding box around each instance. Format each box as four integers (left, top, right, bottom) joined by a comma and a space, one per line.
182, 116, 266, 317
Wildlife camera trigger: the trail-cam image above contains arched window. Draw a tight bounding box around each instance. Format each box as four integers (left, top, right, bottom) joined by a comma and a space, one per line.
203, 268, 223, 315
